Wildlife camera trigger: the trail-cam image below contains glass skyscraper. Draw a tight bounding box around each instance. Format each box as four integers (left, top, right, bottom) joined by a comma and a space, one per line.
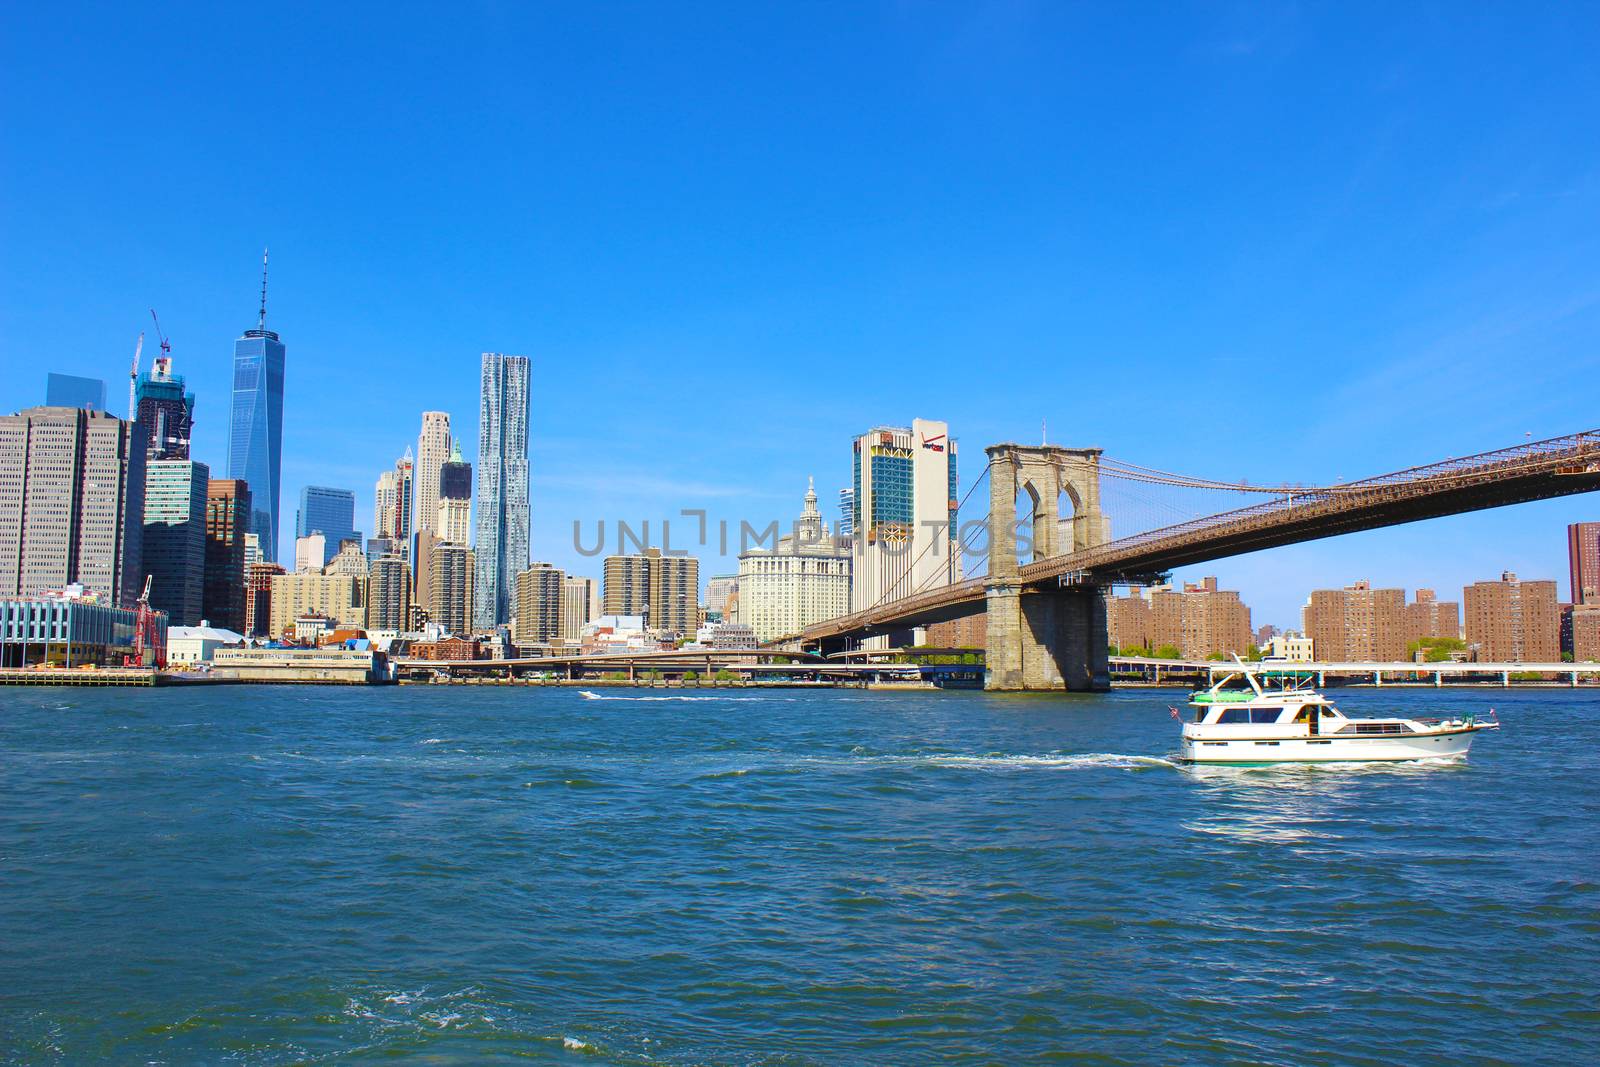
45, 373, 107, 412
296, 485, 358, 567
227, 256, 286, 562
473, 353, 530, 630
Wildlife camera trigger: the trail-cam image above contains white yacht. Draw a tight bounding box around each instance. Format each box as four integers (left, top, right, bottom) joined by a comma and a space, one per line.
1178, 662, 1499, 765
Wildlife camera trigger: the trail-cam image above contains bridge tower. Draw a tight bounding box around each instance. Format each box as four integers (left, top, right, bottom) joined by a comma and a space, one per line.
984, 444, 1111, 691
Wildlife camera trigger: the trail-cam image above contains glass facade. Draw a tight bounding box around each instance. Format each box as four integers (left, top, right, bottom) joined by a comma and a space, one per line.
45, 373, 106, 412
473, 354, 530, 630
296, 486, 357, 566
228, 329, 286, 563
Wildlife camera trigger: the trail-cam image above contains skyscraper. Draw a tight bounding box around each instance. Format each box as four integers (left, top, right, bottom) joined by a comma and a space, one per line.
414, 412, 451, 543
437, 439, 472, 544
134, 355, 195, 460
850, 419, 960, 616
1568, 522, 1600, 605
142, 458, 210, 625
367, 555, 412, 632
515, 562, 564, 645
228, 252, 286, 562
296, 486, 357, 566
0, 406, 145, 606
374, 470, 399, 539
603, 548, 700, 634
427, 541, 475, 636
473, 353, 530, 629
46, 373, 107, 412
393, 450, 414, 561
204, 479, 251, 633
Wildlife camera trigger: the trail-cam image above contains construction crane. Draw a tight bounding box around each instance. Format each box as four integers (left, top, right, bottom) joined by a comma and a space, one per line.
149, 308, 171, 360
125, 575, 165, 668
127, 332, 144, 419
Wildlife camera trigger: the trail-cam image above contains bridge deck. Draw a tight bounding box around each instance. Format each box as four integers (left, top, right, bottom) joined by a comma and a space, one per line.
800, 428, 1600, 645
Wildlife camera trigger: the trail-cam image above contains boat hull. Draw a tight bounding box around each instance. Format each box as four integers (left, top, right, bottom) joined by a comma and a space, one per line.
1180, 728, 1482, 764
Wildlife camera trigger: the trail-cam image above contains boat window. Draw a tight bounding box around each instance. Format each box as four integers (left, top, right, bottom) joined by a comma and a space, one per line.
1249, 707, 1283, 723
1217, 708, 1252, 724
1292, 708, 1312, 723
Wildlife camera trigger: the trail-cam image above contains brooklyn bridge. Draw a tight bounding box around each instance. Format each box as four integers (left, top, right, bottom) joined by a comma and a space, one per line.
784, 429, 1600, 691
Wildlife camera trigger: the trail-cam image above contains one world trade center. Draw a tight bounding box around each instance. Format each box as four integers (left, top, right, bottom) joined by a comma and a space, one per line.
228, 250, 286, 562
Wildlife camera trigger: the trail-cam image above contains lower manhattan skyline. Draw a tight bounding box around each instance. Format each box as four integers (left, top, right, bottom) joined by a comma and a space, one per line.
6, 6, 1600, 1066
2, 4, 1598, 630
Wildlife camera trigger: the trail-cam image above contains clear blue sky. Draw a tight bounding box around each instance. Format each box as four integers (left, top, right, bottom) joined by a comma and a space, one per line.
3, 3, 1599, 627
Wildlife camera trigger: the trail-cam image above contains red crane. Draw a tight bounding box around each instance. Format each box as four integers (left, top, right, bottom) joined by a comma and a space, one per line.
125, 576, 166, 668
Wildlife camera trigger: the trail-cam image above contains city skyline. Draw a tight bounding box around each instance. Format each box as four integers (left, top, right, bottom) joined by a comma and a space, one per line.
6, 7, 1600, 626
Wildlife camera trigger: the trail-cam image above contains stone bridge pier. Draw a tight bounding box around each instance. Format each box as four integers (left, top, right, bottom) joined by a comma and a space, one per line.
984, 444, 1111, 692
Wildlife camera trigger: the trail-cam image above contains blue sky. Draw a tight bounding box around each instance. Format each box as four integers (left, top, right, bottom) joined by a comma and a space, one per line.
3, 3, 1599, 627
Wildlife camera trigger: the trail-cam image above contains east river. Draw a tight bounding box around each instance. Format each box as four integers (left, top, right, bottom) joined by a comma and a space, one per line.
2, 684, 1596, 1064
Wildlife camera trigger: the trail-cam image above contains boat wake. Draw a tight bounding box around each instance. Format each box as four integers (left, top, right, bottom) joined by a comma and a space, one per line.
578, 690, 770, 702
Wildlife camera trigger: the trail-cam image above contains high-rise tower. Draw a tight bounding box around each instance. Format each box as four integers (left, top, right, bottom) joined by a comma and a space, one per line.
227, 250, 286, 562
472, 353, 530, 630
414, 412, 451, 543
850, 418, 960, 617
134, 355, 195, 460
437, 438, 472, 545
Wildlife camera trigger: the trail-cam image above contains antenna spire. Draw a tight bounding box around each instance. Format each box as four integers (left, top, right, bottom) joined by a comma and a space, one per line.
258, 247, 269, 330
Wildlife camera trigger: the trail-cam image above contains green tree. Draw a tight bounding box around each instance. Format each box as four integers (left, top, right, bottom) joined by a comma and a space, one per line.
682, 670, 699, 683
1245, 644, 1263, 661
714, 668, 737, 683
1154, 644, 1182, 660
1562, 651, 1575, 663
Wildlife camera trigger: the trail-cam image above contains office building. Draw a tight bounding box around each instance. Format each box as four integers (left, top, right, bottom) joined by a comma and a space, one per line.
295, 486, 357, 566
46, 373, 106, 412
1106, 577, 1252, 658
1403, 589, 1461, 645
704, 575, 738, 623
203, 479, 251, 634
1464, 571, 1558, 662
244, 561, 286, 637
142, 458, 210, 626
473, 353, 531, 629
1301, 580, 1407, 662
1569, 522, 1600, 605
134, 355, 195, 460
0, 406, 145, 606
437, 439, 472, 544
294, 533, 327, 574
427, 541, 474, 636
837, 488, 854, 540
560, 574, 600, 640
268, 569, 365, 639
736, 480, 852, 642
366, 555, 411, 632
243, 532, 262, 570
392, 450, 414, 559
850, 419, 960, 618
374, 469, 399, 540
603, 548, 700, 634
228, 253, 286, 561
515, 562, 564, 645
414, 412, 451, 543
